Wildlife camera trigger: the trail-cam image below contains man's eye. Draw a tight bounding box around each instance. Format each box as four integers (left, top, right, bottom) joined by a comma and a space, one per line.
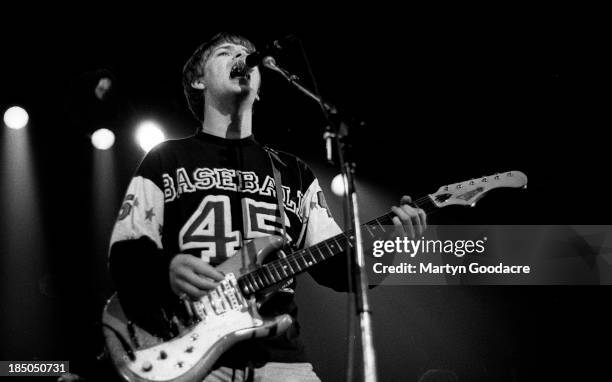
218, 51, 229, 56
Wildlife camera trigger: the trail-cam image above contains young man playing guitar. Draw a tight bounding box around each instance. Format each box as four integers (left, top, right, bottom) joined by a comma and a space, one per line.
108, 32, 426, 382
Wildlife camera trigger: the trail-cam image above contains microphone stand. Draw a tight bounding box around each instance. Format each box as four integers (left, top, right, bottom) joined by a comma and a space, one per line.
262, 57, 378, 382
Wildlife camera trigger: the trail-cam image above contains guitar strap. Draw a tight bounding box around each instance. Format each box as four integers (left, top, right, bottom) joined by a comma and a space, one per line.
265, 147, 287, 242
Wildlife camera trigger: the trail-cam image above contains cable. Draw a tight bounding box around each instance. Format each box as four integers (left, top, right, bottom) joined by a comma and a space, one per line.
101, 322, 136, 361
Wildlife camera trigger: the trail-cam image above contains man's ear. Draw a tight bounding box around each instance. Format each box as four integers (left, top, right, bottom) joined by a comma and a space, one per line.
191, 78, 206, 90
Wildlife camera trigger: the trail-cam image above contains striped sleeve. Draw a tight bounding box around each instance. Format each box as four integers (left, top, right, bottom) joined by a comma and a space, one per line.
108, 146, 175, 335
299, 177, 342, 247
110, 175, 165, 249
295, 162, 354, 292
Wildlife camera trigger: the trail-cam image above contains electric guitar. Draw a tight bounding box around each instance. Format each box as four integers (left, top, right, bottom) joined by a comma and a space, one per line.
102, 171, 527, 382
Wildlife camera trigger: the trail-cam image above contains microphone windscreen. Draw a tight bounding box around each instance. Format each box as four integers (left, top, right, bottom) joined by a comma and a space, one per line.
245, 52, 263, 68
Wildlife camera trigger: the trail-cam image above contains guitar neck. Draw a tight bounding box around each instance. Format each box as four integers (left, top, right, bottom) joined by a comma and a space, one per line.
237, 195, 437, 296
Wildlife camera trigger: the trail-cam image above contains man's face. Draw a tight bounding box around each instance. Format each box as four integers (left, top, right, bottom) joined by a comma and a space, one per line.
199, 42, 261, 104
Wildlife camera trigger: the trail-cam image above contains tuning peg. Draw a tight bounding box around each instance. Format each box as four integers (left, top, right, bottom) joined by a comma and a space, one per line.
470, 203, 476, 207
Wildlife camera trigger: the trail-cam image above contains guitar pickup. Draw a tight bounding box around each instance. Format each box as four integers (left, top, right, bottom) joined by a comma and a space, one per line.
193, 301, 207, 320
221, 278, 243, 310
209, 291, 226, 315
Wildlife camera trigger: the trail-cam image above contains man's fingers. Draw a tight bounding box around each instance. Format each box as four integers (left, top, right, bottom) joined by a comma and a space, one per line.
400, 205, 423, 236
418, 208, 427, 232
400, 195, 412, 205
391, 216, 409, 237
173, 279, 207, 299
184, 257, 225, 281
392, 206, 415, 238
179, 270, 220, 291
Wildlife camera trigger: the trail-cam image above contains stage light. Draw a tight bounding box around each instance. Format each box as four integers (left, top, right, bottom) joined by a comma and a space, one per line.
136, 120, 165, 152
331, 173, 348, 196
4, 106, 29, 130
91, 128, 115, 150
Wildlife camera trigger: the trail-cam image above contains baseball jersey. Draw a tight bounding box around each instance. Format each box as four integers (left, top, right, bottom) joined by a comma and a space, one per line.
108, 131, 346, 366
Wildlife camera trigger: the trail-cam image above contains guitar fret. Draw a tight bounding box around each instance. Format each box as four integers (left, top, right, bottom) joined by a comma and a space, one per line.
305, 250, 318, 266
244, 278, 255, 294
312, 245, 326, 261
338, 232, 353, 248
263, 265, 277, 283
322, 241, 335, 258
291, 257, 303, 272
375, 218, 386, 232
250, 273, 262, 291
283, 258, 296, 274
333, 237, 344, 252
278, 261, 290, 277
271, 263, 283, 280
258, 269, 272, 286
328, 237, 342, 254
297, 252, 309, 268
257, 271, 268, 288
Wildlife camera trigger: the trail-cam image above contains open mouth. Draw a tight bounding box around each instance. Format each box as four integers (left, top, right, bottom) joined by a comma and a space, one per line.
229, 61, 250, 80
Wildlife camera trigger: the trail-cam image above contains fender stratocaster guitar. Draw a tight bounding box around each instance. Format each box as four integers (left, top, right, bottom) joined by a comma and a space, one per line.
102, 171, 527, 382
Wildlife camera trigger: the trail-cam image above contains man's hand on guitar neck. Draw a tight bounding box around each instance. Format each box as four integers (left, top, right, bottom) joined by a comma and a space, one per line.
391, 195, 427, 238
169, 254, 225, 299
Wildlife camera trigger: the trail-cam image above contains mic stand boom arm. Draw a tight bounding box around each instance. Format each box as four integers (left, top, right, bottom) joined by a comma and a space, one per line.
262, 56, 378, 382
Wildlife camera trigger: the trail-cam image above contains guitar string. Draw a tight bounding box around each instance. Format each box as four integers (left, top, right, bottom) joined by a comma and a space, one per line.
231, 177, 524, 293
240, 206, 447, 292
247, 204, 446, 281
239, 175, 527, 289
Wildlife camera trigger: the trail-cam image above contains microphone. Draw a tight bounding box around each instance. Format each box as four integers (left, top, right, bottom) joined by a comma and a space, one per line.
245, 35, 296, 68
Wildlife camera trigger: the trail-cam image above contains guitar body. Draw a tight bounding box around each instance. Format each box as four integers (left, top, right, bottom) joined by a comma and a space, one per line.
102, 236, 292, 382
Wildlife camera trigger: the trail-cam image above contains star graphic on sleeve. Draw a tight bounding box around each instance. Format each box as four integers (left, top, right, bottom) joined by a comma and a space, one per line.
145, 208, 155, 221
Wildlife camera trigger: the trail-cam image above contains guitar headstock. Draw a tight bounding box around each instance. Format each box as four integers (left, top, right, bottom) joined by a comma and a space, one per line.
429, 171, 527, 208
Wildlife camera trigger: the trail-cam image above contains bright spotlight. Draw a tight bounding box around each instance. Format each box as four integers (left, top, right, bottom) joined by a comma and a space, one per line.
91, 128, 115, 150
136, 121, 165, 152
331, 173, 348, 197
4, 106, 29, 130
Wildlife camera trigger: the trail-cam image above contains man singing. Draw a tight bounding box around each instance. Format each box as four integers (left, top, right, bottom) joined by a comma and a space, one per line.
109, 32, 426, 382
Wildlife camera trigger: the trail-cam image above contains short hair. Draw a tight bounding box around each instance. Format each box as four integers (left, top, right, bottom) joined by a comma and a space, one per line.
182, 33, 257, 122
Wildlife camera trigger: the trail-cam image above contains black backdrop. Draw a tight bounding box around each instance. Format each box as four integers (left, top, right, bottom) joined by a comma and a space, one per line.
1, 9, 610, 381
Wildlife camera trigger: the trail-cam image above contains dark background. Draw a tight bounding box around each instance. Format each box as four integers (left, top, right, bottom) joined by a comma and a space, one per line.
1, 9, 610, 381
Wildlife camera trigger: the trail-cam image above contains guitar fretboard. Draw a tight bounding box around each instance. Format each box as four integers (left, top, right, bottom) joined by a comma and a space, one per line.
236, 196, 437, 296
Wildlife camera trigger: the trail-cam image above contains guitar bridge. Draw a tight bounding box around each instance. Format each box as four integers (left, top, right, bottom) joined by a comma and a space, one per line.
221, 274, 244, 310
